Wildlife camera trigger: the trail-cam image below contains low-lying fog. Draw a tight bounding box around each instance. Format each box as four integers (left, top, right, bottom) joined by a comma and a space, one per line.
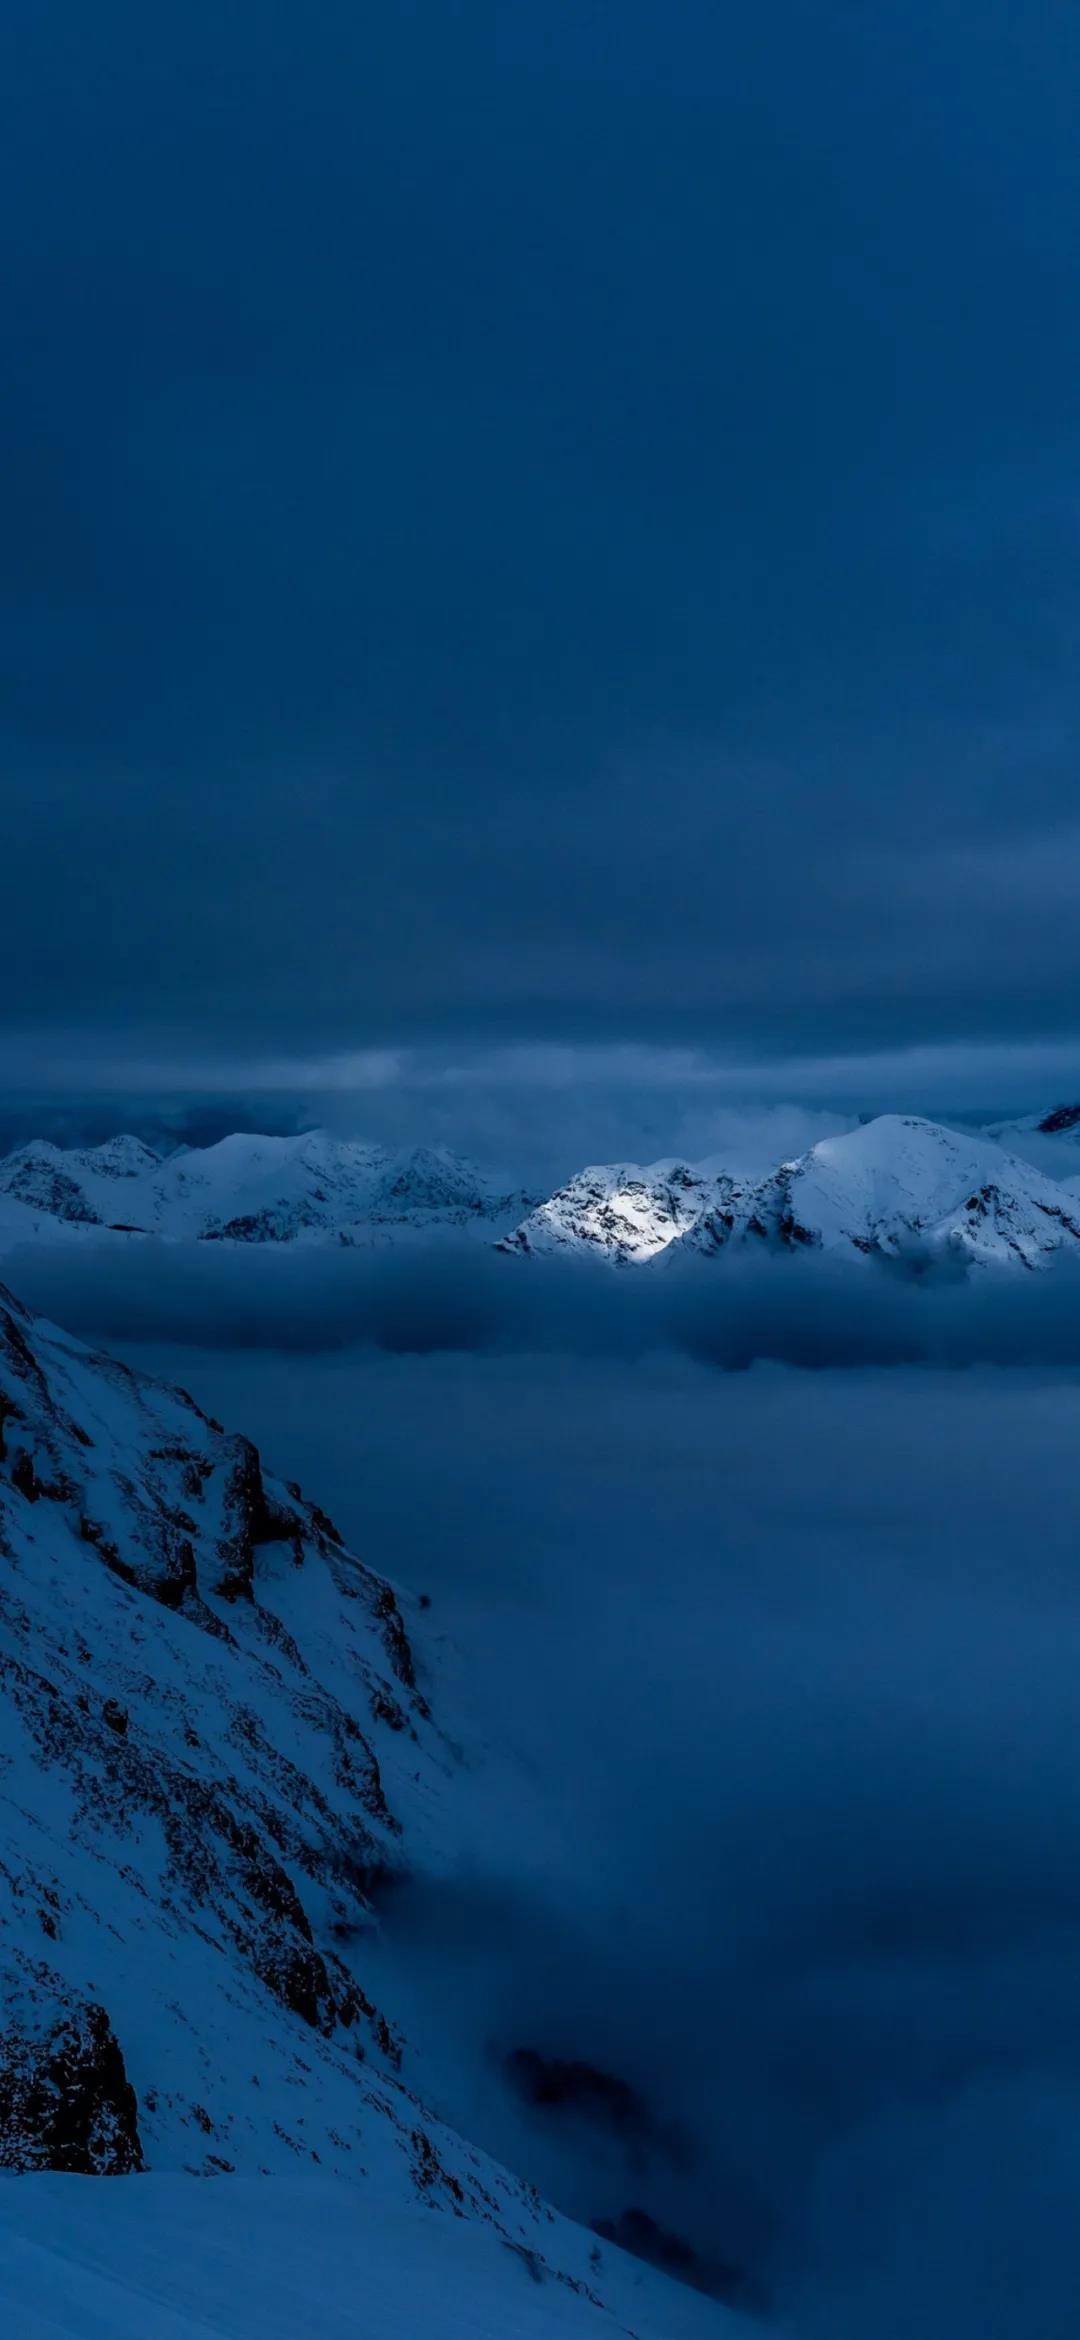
10, 1236, 1080, 2337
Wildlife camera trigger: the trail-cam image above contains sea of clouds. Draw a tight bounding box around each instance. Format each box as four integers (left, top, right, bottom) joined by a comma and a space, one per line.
5, 1233, 1080, 2334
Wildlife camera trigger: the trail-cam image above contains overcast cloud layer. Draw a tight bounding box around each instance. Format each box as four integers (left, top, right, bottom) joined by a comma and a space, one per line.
5, 2, 1080, 1089
18, 1231, 1080, 1374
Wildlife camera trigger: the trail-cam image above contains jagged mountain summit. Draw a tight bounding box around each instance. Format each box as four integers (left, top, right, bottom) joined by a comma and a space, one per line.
677, 1115, 1080, 1271
0, 1131, 535, 1249
0, 1279, 732, 2338
499, 1160, 738, 1266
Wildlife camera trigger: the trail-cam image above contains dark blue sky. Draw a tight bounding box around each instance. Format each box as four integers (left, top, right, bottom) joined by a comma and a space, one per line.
4, 2, 1080, 1107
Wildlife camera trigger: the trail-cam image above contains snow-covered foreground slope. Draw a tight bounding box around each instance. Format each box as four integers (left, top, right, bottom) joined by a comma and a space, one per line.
499, 1161, 740, 1265
0, 1279, 741, 2333
0, 1132, 533, 1248
0, 1274, 456, 2179
0, 2173, 732, 2340
674, 1115, 1080, 1271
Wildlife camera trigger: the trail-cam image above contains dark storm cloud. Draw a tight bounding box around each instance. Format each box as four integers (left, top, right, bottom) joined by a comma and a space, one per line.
4, 2, 1080, 1066
15, 1228, 1080, 1370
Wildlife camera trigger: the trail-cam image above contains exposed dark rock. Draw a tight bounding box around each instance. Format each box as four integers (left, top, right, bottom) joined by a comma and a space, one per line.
370, 1684, 409, 1733
11, 1449, 40, 1503
1038, 1103, 1080, 1134
777, 1211, 817, 1247
308, 1500, 344, 1547
0, 1990, 143, 2174
80, 1511, 198, 1614
216, 1435, 304, 1601
370, 1583, 416, 1691
3, 1162, 101, 1226
411, 2124, 465, 2205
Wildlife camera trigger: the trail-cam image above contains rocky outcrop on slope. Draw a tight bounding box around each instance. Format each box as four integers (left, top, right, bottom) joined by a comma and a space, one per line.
0, 1990, 144, 2174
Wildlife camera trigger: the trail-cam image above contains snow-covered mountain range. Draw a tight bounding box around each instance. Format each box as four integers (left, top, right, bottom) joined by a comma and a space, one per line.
5, 1111, 1080, 1278
0, 1276, 733, 2338
0, 1132, 534, 1250
503, 1114, 1080, 1273
677, 1114, 1080, 1271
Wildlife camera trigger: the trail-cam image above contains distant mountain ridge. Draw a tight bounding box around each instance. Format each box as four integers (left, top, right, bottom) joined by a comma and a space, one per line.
986, 1101, 1080, 1147
0, 1131, 536, 1249
674, 1115, 1080, 1271
504, 1115, 1080, 1273
5, 1113, 1080, 1275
